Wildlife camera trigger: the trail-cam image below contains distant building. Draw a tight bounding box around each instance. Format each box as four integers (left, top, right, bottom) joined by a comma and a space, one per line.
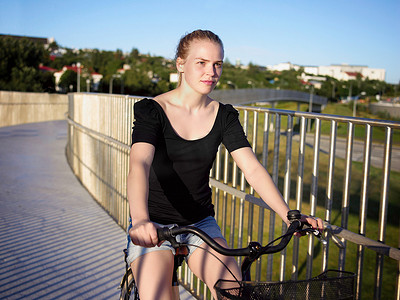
39, 64, 58, 73
54, 64, 103, 92
267, 62, 301, 72
299, 73, 326, 89
117, 64, 131, 74
90, 72, 103, 91
318, 64, 385, 81
268, 62, 386, 82
0, 34, 52, 47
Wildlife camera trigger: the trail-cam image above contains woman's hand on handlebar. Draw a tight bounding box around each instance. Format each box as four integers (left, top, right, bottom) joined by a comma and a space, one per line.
129, 220, 160, 247
296, 214, 324, 237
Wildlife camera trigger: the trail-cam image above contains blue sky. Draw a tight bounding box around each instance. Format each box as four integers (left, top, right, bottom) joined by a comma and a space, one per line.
1, 0, 399, 83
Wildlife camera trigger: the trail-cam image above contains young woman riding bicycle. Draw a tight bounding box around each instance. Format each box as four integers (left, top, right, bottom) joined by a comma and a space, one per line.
126, 29, 323, 300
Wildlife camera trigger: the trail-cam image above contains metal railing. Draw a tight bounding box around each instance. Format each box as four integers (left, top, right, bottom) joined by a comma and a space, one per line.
66, 93, 400, 300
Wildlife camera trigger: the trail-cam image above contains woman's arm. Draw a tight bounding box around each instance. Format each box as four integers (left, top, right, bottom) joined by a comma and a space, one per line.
230, 147, 290, 222
127, 142, 159, 247
230, 147, 323, 229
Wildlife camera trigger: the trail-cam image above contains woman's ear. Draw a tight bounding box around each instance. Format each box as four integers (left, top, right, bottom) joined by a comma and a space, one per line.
176, 58, 185, 73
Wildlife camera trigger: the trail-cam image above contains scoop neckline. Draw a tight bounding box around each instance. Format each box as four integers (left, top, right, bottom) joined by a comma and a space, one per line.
151, 99, 222, 142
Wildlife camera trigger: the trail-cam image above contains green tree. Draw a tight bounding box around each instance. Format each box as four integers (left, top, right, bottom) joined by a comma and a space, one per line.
39, 71, 56, 92
123, 69, 153, 96
59, 69, 77, 92
10, 66, 42, 91
0, 36, 47, 91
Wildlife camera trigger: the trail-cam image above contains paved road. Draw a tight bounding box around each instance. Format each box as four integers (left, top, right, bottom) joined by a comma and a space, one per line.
0, 121, 194, 300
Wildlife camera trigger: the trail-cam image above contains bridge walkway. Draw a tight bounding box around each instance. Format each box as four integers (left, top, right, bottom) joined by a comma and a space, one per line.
0, 121, 194, 299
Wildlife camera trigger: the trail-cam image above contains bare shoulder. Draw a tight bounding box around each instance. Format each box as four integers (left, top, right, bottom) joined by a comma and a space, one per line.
153, 90, 175, 109
212, 99, 221, 110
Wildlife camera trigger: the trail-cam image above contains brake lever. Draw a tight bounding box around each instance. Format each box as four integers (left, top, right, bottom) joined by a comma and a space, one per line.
324, 224, 345, 249
301, 227, 328, 246
301, 224, 345, 249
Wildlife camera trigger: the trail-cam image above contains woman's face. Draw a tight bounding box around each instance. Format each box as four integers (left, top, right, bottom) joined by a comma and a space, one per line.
178, 39, 224, 95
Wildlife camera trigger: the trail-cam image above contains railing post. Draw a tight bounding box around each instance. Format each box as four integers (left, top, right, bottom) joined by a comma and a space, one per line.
291, 115, 306, 280
266, 113, 281, 281
247, 111, 258, 245
306, 118, 321, 279
221, 148, 229, 237
339, 122, 354, 270
214, 145, 221, 222
322, 120, 337, 272
355, 124, 372, 300
374, 126, 392, 300
280, 114, 293, 281
237, 109, 248, 266
255, 111, 270, 280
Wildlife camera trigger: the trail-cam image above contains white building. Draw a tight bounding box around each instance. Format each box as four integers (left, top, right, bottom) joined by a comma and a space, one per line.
117, 64, 131, 74
268, 62, 301, 72
268, 62, 386, 82
361, 67, 386, 81
54, 64, 103, 92
299, 73, 326, 89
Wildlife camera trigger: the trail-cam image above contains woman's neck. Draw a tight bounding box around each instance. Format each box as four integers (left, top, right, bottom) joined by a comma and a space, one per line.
172, 86, 211, 110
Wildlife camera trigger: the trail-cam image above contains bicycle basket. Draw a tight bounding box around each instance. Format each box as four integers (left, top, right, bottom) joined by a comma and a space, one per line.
214, 270, 355, 300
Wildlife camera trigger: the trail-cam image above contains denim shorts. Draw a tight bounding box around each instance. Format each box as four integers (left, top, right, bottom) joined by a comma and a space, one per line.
126, 216, 225, 266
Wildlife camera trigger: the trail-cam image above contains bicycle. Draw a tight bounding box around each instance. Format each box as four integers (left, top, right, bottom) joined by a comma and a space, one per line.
119, 210, 355, 299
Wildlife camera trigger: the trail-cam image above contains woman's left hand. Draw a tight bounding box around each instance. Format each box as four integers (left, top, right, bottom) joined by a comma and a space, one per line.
295, 214, 324, 237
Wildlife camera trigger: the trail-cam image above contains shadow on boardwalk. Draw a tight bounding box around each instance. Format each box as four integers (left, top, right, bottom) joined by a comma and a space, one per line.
0, 121, 127, 299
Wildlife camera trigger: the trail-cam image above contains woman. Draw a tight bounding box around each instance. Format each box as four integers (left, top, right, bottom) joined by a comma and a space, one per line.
127, 29, 323, 300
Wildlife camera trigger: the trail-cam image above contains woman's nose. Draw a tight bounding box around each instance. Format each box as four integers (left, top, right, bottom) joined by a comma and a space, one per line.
206, 65, 216, 76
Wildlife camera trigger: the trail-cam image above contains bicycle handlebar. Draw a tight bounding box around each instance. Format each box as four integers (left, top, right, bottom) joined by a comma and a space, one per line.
156, 210, 308, 259
156, 210, 331, 281
157, 225, 256, 256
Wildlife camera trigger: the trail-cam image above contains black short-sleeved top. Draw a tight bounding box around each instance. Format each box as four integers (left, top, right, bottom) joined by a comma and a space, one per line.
132, 98, 250, 225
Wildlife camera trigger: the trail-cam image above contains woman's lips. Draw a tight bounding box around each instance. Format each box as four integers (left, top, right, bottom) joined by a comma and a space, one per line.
201, 80, 215, 86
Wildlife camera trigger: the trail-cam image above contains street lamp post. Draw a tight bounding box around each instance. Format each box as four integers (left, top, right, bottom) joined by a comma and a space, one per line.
353, 91, 366, 117
308, 84, 314, 132
76, 62, 81, 93
353, 97, 357, 117
86, 78, 90, 93
109, 74, 121, 94
347, 82, 353, 101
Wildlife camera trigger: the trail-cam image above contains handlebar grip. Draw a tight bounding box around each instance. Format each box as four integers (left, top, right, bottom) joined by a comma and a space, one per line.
157, 227, 173, 242
156, 226, 182, 248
